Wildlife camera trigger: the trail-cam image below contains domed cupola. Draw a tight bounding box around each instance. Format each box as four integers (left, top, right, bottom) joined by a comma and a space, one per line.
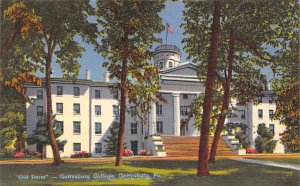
153, 45, 181, 70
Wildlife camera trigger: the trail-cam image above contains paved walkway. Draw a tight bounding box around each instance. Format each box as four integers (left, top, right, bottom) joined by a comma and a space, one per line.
231, 158, 300, 171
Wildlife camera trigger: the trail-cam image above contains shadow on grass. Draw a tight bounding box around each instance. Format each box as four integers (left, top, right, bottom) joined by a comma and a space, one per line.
0, 159, 298, 186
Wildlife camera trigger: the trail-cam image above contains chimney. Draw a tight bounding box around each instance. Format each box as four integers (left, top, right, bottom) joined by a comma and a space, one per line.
86, 69, 90, 80
104, 71, 110, 82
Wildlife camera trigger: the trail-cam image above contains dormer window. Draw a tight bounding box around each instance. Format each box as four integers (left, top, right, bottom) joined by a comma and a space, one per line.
169, 61, 173, 68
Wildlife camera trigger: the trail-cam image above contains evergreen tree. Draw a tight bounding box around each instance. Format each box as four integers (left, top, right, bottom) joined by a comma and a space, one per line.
103, 122, 125, 156
27, 114, 66, 159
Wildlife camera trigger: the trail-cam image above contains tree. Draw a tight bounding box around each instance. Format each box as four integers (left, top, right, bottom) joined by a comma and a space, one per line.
103, 122, 125, 156
182, 0, 222, 176
0, 87, 26, 155
17, 0, 98, 166
27, 114, 66, 160
1, 1, 42, 96
95, 0, 165, 166
270, 2, 299, 153
182, 0, 295, 166
255, 124, 277, 153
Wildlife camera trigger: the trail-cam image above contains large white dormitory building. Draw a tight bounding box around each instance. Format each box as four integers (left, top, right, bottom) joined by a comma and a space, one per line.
25, 45, 285, 157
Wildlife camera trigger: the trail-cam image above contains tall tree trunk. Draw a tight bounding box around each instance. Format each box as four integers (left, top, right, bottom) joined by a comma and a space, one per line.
197, 0, 221, 177
115, 41, 128, 166
45, 50, 62, 166
209, 34, 235, 163
41, 144, 44, 160
16, 134, 24, 154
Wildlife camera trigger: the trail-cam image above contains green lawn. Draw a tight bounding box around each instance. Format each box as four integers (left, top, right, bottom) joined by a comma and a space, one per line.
246, 157, 300, 165
0, 159, 299, 186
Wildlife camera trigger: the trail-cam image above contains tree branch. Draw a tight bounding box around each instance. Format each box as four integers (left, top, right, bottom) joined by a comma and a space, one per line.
234, 36, 273, 63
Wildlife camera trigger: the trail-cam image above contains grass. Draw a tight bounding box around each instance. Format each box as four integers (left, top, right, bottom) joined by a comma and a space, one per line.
0, 159, 299, 186
246, 157, 300, 165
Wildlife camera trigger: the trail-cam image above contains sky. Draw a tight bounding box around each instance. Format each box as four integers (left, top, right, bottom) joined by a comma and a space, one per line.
49, 1, 273, 81
49, 1, 186, 81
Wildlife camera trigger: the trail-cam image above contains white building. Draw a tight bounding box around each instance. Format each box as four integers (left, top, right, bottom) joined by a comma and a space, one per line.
25, 45, 285, 157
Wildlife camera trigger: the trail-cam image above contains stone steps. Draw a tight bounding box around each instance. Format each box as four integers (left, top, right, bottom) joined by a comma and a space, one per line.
161, 136, 236, 157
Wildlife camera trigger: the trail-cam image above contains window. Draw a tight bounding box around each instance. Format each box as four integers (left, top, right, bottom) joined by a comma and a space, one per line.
113, 105, 119, 116
73, 143, 81, 152
130, 106, 136, 117
95, 122, 102, 134
269, 124, 275, 134
258, 109, 263, 119
95, 143, 102, 153
56, 121, 64, 133
183, 94, 188, 99
180, 106, 188, 116
37, 106, 43, 116
240, 110, 246, 119
131, 123, 137, 134
269, 110, 274, 119
156, 104, 162, 115
95, 105, 101, 116
37, 90, 43, 99
56, 103, 63, 114
156, 121, 163, 134
74, 87, 80, 97
58, 143, 64, 152
227, 111, 236, 118
159, 62, 163, 69
73, 104, 80, 115
73, 121, 81, 134
257, 96, 262, 103
57, 86, 63, 96
95, 90, 101, 99
169, 61, 173, 68
112, 90, 118, 100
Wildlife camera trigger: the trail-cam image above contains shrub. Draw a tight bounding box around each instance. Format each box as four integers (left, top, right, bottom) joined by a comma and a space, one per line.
138, 150, 149, 156
122, 149, 133, 156
12, 152, 25, 158
235, 132, 250, 148
70, 151, 91, 158
255, 124, 277, 153
246, 147, 257, 154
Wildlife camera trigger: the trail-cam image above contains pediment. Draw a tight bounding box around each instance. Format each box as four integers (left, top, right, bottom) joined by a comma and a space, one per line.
160, 63, 198, 77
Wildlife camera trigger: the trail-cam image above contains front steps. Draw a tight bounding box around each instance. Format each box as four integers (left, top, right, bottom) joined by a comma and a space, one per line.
161, 136, 236, 157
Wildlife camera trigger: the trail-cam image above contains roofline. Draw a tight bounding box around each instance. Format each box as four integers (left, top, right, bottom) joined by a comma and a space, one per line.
24, 77, 113, 87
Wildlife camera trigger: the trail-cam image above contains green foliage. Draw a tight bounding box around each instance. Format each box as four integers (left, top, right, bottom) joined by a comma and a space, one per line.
0, 87, 26, 153
27, 114, 66, 147
223, 122, 249, 148
181, 0, 279, 105
103, 122, 125, 157
280, 125, 300, 153
270, 2, 299, 153
188, 92, 223, 127
255, 124, 277, 153
95, 0, 165, 164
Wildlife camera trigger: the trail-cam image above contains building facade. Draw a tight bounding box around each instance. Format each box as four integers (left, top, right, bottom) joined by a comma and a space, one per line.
25, 45, 285, 157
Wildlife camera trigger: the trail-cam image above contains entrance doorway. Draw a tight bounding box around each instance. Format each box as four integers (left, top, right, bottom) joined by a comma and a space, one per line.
131, 141, 138, 155
180, 121, 188, 136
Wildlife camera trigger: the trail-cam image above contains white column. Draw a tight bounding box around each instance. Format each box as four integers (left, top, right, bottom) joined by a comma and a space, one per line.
172, 93, 180, 136
149, 102, 156, 135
